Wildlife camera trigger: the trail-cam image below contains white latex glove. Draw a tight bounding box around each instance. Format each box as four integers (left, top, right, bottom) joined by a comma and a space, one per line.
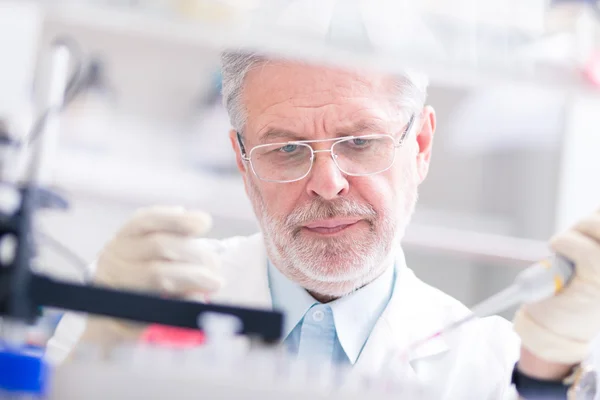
77, 206, 223, 348
513, 208, 600, 364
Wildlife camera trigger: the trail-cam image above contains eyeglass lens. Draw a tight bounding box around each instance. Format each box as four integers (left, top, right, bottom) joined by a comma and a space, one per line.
249, 136, 397, 182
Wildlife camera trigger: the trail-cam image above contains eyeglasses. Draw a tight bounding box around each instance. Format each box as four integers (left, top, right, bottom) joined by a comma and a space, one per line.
237, 115, 415, 183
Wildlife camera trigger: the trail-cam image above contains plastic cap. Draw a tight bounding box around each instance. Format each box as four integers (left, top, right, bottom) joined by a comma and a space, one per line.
0, 348, 48, 394
140, 324, 205, 348
198, 312, 242, 337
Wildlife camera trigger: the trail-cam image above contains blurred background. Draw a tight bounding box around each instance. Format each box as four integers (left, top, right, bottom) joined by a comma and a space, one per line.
1, 0, 600, 323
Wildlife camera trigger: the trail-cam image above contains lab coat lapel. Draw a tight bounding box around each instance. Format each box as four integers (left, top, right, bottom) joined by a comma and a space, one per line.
211, 233, 273, 309
354, 249, 450, 377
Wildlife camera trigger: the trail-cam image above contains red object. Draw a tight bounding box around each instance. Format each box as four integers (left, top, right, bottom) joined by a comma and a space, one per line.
583, 52, 600, 87
140, 324, 206, 348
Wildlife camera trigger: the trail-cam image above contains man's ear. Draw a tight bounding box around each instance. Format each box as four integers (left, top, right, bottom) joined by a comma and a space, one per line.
415, 106, 436, 182
229, 129, 246, 174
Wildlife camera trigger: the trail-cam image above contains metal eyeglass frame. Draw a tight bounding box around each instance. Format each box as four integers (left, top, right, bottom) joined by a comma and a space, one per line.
237, 114, 416, 183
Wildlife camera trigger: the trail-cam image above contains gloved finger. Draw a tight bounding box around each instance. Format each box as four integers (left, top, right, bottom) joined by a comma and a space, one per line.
550, 230, 600, 276
119, 206, 213, 237
184, 293, 209, 303
575, 213, 600, 243
151, 262, 225, 294
115, 234, 221, 268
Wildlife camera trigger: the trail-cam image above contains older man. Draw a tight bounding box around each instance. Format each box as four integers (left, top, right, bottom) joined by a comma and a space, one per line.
48, 53, 600, 398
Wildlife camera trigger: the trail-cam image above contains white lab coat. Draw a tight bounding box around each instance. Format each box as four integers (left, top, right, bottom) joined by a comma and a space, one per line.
47, 233, 521, 399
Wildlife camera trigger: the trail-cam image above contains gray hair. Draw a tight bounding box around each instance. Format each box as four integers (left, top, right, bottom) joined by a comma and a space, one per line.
220, 51, 429, 132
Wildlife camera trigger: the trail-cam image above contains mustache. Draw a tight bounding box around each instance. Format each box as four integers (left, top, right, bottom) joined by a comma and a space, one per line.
285, 198, 377, 228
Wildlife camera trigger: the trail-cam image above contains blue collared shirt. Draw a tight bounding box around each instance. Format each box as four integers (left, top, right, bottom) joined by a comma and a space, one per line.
268, 262, 395, 365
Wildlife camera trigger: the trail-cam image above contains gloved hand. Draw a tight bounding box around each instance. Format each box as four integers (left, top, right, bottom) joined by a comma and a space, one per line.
513, 208, 600, 364
77, 206, 223, 349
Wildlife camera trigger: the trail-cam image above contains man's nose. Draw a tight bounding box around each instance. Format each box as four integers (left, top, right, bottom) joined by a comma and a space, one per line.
305, 151, 349, 200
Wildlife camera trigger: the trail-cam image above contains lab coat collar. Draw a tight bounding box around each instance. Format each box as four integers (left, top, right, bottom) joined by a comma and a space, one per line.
386, 250, 451, 361
354, 249, 451, 375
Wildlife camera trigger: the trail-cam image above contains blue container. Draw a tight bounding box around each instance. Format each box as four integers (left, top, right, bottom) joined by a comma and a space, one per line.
0, 347, 48, 397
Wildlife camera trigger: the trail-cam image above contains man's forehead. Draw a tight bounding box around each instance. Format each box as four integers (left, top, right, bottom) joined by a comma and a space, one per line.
244, 61, 393, 102
243, 61, 399, 140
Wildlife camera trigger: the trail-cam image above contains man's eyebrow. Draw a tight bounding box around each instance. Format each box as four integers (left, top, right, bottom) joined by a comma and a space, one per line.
258, 128, 304, 143
258, 120, 389, 143
337, 120, 389, 136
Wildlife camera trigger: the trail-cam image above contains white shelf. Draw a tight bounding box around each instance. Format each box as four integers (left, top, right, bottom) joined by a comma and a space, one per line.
44, 2, 239, 50
41, 2, 599, 93
403, 223, 549, 265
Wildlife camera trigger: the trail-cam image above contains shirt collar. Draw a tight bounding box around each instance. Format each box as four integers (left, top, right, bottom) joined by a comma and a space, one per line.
267, 262, 318, 338
267, 260, 396, 364
329, 264, 395, 364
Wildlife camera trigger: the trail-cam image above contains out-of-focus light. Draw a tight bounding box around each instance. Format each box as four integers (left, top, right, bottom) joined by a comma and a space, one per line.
447, 87, 565, 153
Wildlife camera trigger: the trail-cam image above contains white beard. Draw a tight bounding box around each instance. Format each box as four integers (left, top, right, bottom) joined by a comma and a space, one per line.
246, 162, 419, 298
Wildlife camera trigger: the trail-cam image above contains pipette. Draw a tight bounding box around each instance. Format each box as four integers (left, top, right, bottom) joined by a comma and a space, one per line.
402, 255, 575, 357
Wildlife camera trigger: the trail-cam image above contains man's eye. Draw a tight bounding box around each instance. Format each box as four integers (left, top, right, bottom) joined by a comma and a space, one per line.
352, 138, 368, 146
279, 144, 298, 153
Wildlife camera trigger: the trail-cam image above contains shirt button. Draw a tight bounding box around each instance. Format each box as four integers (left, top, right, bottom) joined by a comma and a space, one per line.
312, 310, 324, 322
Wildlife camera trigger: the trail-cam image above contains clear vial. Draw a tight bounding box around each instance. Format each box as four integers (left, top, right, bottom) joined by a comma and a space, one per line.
197, 312, 245, 372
